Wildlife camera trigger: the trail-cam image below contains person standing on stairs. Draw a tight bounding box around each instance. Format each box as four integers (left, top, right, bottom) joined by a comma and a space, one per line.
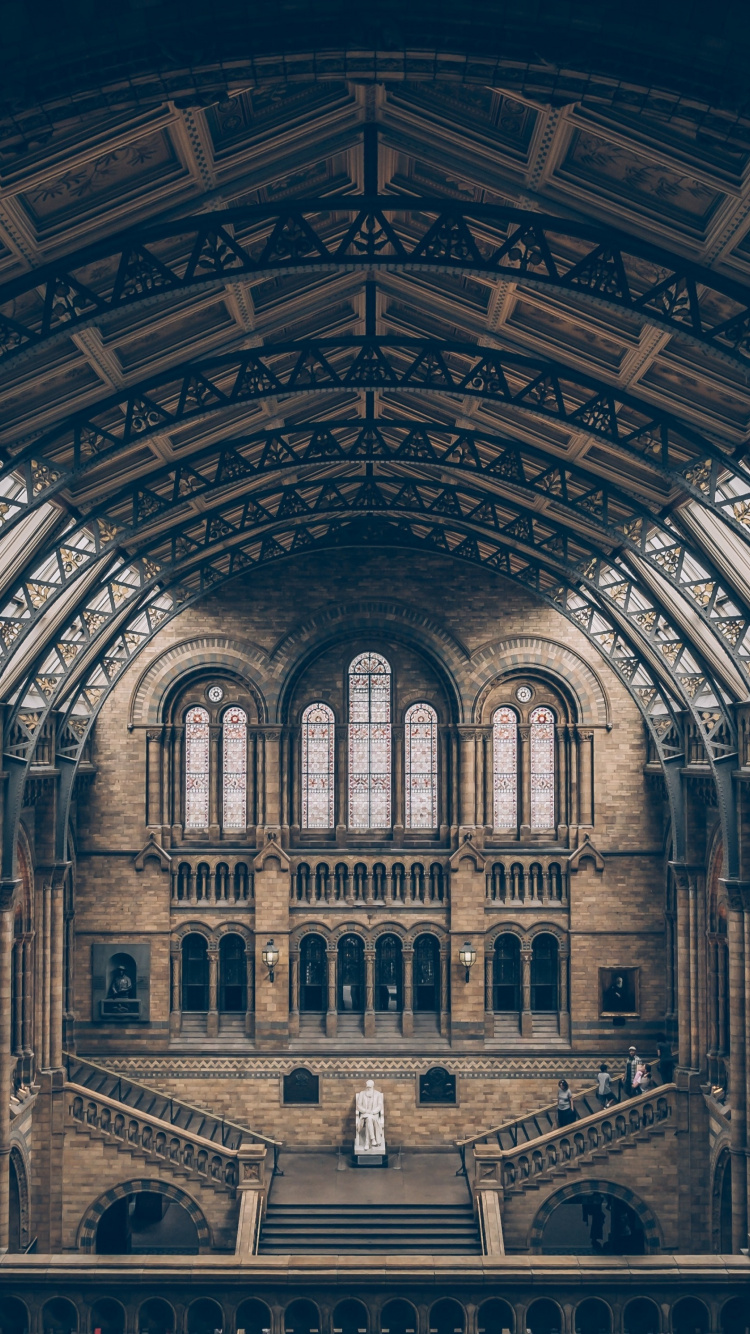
624, 1046, 640, 1097
557, 1079, 576, 1127
596, 1063, 615, 1108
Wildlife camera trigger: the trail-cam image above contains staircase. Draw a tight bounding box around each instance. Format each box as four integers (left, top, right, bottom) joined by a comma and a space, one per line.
259, 1202, 481, 1253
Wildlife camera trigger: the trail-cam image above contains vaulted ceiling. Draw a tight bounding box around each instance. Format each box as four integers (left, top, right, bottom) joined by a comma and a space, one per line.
3, 66, 750, 803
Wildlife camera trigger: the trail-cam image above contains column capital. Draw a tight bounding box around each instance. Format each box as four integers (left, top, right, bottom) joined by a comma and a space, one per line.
719, 878, 750, 912
576, 727, 594, 741
146, 728, 163, 742
456, 725, 477, 740
0, 879, 21, 911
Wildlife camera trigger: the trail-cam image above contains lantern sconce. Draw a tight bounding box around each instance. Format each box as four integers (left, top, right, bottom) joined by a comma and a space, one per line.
459, 941, 477, 983
262, 938, 280, 983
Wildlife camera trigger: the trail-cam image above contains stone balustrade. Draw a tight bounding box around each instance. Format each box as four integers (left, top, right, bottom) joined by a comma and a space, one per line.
67, 1083, 241, 1193
290, 857, 449, 905
485, 857, 568, 906
473, 1086, 676, 1197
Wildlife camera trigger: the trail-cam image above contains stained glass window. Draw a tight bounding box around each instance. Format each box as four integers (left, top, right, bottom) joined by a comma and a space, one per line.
493, 706, 518, 828
405, 702, 438, 828
302, 702, 335, 829
185, 705, 209, 829
222, 705, 247, 830
530, 705, 555, 829
348, 652, 391, 829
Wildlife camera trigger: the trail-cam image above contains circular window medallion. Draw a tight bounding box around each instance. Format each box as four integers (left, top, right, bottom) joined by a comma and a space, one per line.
515, 685, 533, 703
207, 684, 224, 703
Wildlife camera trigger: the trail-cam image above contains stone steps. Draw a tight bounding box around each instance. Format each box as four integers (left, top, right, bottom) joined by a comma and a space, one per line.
259, 1203, 481, 1254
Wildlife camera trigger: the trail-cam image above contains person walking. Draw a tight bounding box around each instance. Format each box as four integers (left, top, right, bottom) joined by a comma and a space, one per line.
596, 1062, 615, 1108
638, 1063, 654, 1093
624, 1046, 639, 1097
557, 1078, 576, 1127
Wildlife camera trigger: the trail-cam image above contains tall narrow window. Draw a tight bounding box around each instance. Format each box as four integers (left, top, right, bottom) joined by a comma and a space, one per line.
405, 702, 438, 829
302, 702, 335, 829
348, 653, 391, 829
185, 706, 209, 829
493, 707, 518, 828
530, 705, 555, 829
222, 706, 247, 830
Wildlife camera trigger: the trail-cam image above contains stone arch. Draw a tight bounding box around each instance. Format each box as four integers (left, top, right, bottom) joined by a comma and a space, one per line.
331, 922, 369, 946
526, 921, 569, 946
528, 1179, 663, 1254
172, 921, 214, 945
128, 636, 269, 726
486, 923, 527, 950
370, 922, 409, 944
290, 923, 332, 950
213, 921, 253, 943
471, 637, 611, 727
274, 602, 465, 723
406, 924, 447, 947
9, 1142, 30, 1251
76, 1179, 211, 1253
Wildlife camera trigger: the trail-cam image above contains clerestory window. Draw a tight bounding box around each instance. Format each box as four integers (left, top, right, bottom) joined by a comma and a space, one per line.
301, 702, 335, 829
348, 653, 391, 829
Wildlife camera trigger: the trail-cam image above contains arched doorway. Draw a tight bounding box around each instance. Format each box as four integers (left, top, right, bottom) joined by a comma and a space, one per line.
531, 934, 558, 1012
375, 935, 402, 1011
89, 1300, 125, 1334
138, 1301, 175, 1334
0, 1299, 29, 1334
95, 1190, 200, 1254
181, 935, 209, 1011
494, 935, 521, 1015
338, 934, 364, 1012
413, 934, 440, 1012
380, 1303, 417, 1334
219, 933, 246, 1011
300, 935, 326, 1011
538, 1190, 647, 1254
236, 1302, 271, 1334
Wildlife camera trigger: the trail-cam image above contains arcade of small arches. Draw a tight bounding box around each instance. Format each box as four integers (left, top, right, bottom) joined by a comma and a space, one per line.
2, 1291, 750, 1334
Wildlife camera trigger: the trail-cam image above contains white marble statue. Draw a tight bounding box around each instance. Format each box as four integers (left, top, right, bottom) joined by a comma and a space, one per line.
354, 1079, 385, 1155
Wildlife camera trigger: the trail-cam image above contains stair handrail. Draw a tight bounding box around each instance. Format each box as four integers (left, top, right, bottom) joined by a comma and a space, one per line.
454, 1078, 628, 1178
469, 1083, 677, 1188
63, 1051, 283, 1174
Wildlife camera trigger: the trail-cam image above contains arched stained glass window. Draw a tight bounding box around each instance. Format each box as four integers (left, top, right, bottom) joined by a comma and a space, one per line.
405, 702, 438, 829
348, 653, 391, 829
185, 706, 209, 829
222, 706, 247, 830
302, 703, 335, 829
530, 705, 555, 829
493, 707, 518, 828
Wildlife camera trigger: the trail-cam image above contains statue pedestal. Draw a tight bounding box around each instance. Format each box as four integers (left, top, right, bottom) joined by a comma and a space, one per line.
355, 1150, 387, 1167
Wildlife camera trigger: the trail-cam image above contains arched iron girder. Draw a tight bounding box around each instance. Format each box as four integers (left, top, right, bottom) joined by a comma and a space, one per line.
4, 427, 750, 697
1, 338, 747, 542
1, 199, 750, 373
5, 483, 735, 783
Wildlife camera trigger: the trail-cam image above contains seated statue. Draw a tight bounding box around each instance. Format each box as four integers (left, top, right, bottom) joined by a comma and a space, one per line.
354, 1079, 385, 1157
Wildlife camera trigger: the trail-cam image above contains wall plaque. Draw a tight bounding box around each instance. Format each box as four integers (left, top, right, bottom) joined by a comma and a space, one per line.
92, 943, 151, 1023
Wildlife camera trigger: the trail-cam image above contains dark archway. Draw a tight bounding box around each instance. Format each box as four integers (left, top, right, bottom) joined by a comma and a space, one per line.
42, 1302, 78, 1334
284, 1303, 320, 1334
413, 934, 440, 1012
531, 934, 558, 1012
89, 1301, 124, 1334
478, 1300, 514, 1334
575, 1301, 611, 1334
338, 934, 364, 1012
672, 1301, 709, 1334
0, 1300, 29, 1334
429, 1301, 465, 1334
182, 934, 209, 1012
236, 1302, 272, 1334
187, 1302, 224, 1334
375, 934, 402, 1011
624, 1301, 661, 1334
219, 933, 246, 1011
300, 934, 327, 1012
539, 1190, 646, 1255
95, 1190, 200, 1254
494, 935, 520, 1012
721, 1298, 750, 1334
333, 1302, 369, 1334
138, 1301, 175, 1334
526, 1302, 562, 1334
380, 1303, 417, 1334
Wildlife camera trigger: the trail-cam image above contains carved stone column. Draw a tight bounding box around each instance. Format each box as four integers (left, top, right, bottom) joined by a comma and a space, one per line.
576, 728, 594, 827
402, 946, 414, 1038
559, 945, 570, 1040
207, 943, 219, 1038
520, 942, 533, 1038
675, 867, 691, 1068
255, 732, 265, 836
725, 882, 747, 1252
243, 939, 254, 1038
706, 934, 719, 1083
439, 947, 450, 1038
247, 730, 257, 835
13, 936, 23, 1060
170, 943, 182, 1037
335, 725, 347, 844
209, 725, 221, 841
22, 935, 33, 1075
172, 726, 184, 842
689, 877, 700, 1071
0, 880, 19, 1251
289, 948, 300, 1039
474, 729, 485, 829
484, 952, 494, 1040
49, 868, 64, 1071
519, 725, 531, 838
718, 938, 728, 1076
439, 726, 450, 839
457, 726, 476, 829
364, 946, 376, 1038
147, 729, 163, 829
326, 946, 338, 1038
567, 723, 578, 838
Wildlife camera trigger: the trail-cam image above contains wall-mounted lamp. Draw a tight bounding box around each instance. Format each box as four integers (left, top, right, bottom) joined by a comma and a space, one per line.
262, 938, 280, 983
459, 941, 477, 983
